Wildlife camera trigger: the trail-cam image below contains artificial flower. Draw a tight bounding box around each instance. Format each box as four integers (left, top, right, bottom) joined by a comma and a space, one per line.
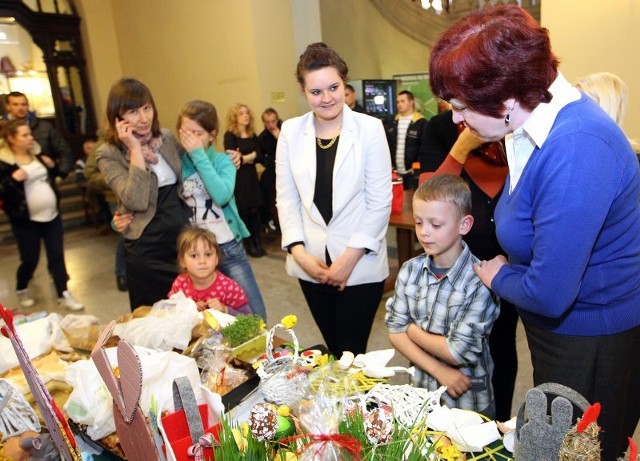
435, 438, 463, 461
315, 353, 330, 367
231, 427, 247, 452
281, 315, 298, 329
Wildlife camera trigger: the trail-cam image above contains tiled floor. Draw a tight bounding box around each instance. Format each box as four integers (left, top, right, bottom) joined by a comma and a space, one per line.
0, 224, 637, 443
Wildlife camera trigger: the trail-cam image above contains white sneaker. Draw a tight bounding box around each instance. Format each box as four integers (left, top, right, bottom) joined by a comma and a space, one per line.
59, 290, 84, 311
16, 289, 34, 308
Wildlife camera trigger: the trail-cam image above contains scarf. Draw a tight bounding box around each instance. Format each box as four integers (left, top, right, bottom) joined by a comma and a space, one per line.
133, 131, 162, 165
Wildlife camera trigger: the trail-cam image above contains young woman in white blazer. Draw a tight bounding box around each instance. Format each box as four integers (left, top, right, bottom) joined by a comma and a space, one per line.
276, 43, 392, 355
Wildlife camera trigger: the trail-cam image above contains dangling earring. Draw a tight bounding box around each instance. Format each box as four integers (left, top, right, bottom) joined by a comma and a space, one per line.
505, 104, 515, 126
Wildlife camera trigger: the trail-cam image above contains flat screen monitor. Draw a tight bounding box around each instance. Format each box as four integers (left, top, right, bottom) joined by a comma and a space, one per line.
362, 80, 396, 119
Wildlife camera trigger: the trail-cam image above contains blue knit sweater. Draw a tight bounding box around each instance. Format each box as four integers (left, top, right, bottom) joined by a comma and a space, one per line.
493, 95, 640, 335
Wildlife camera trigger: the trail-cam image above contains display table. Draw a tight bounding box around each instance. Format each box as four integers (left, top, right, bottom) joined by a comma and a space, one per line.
387, 189, 419, 291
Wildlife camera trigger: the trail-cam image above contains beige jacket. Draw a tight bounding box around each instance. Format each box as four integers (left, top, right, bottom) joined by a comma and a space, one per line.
96, 129, 184, 240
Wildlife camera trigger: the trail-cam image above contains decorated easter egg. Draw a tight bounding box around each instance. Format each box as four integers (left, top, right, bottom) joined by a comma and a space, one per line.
365, 404, 394, 444
275, 415, 296, 439
249, 402, 278, 441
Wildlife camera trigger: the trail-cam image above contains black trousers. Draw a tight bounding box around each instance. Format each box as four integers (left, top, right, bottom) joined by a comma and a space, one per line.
524, 321, 640, 461
12, 215, 69, 297
299, 279, 384, 356
124, 185, 188, 311
488, 299, 519, 422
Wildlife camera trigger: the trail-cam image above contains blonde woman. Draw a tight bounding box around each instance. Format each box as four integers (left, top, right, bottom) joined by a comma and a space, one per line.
224, 104, 266, 257
575, 71, 640, 156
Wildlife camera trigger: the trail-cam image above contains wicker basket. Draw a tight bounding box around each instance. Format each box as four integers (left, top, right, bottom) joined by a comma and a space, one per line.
257, 323, 309, 406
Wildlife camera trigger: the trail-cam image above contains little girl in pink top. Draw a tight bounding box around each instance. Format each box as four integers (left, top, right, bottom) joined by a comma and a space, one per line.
168, 226, 251, 314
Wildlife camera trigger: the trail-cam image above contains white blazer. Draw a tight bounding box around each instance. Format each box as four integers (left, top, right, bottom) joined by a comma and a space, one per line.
276, 105, 392, 285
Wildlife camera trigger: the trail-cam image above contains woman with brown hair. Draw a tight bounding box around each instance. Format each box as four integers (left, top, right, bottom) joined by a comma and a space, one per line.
96, 78, 190, 310
276, 43, 392, 356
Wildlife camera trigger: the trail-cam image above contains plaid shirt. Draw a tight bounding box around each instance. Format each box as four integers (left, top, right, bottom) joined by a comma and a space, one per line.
385, 242, 499, 413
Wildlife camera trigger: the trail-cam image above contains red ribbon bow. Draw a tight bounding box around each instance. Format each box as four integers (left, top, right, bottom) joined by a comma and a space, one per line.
281, 433, 363, 458
187, 433, 216, 461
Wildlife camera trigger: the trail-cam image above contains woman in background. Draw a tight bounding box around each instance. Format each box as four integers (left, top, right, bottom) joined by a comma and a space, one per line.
224, 104, 266, 258
0, 119, 83, 310
575, 71, 640, 159
96, 78, 190, 310
276, 42, 392, 356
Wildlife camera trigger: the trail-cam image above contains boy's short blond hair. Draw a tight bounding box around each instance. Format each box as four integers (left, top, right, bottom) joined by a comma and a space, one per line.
414, 174, 472, 217
176, 226, 221, 272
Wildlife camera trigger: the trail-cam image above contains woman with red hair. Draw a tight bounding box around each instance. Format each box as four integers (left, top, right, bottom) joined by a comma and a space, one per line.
430, 6, 640, 459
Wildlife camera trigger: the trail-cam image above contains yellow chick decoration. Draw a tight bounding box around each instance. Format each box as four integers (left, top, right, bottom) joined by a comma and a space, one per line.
281, 315, 297, 329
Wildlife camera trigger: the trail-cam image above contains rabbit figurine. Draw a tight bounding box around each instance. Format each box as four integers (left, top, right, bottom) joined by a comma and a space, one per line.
91, 320, 158, 461
514, 383, 590, 461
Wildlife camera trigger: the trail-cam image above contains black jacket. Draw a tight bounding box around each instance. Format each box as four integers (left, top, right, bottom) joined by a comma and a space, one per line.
27, 113, 74, 178
384, 113, 428, 170
0, 152, 60, 222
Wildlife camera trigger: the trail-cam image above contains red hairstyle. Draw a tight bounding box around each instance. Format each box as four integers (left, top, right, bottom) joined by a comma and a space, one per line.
429, 5, 559, 118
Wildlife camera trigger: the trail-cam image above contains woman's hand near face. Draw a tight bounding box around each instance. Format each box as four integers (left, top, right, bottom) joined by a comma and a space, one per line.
11, 168, 27, 182
291, 245, 330, 283
115, 118, 141, 150
473, 255, 508, 288
450, 127, 485, 164
326, 247, 365, 291
179, 128, 204, 153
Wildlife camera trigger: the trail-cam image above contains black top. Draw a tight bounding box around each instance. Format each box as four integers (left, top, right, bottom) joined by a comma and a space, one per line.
223, 132, 264, 209
313, 137, 339, 225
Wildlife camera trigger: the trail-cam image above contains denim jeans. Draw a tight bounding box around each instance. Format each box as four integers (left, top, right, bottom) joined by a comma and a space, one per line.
218, 239, 267, 321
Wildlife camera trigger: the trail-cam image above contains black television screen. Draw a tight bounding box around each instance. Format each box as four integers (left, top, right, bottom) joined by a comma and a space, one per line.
362, 80, 396, 119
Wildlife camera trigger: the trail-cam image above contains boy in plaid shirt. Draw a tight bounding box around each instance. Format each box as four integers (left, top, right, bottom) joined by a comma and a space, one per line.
385, 174, 499, 418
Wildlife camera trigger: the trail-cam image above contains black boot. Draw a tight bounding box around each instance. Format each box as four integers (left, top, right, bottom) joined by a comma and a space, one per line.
244, 238, 262, 258
253, 235, 267, 257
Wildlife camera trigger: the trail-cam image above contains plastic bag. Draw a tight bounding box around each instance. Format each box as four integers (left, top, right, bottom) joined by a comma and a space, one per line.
113, 297, 200, 351
292, 383, 362, 461
64, 346, 202, 440
59, 313, 102, 351
0, 313, 62, 374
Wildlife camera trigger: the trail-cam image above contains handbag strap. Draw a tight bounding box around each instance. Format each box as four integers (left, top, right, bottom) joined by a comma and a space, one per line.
172, 377, 204, 444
